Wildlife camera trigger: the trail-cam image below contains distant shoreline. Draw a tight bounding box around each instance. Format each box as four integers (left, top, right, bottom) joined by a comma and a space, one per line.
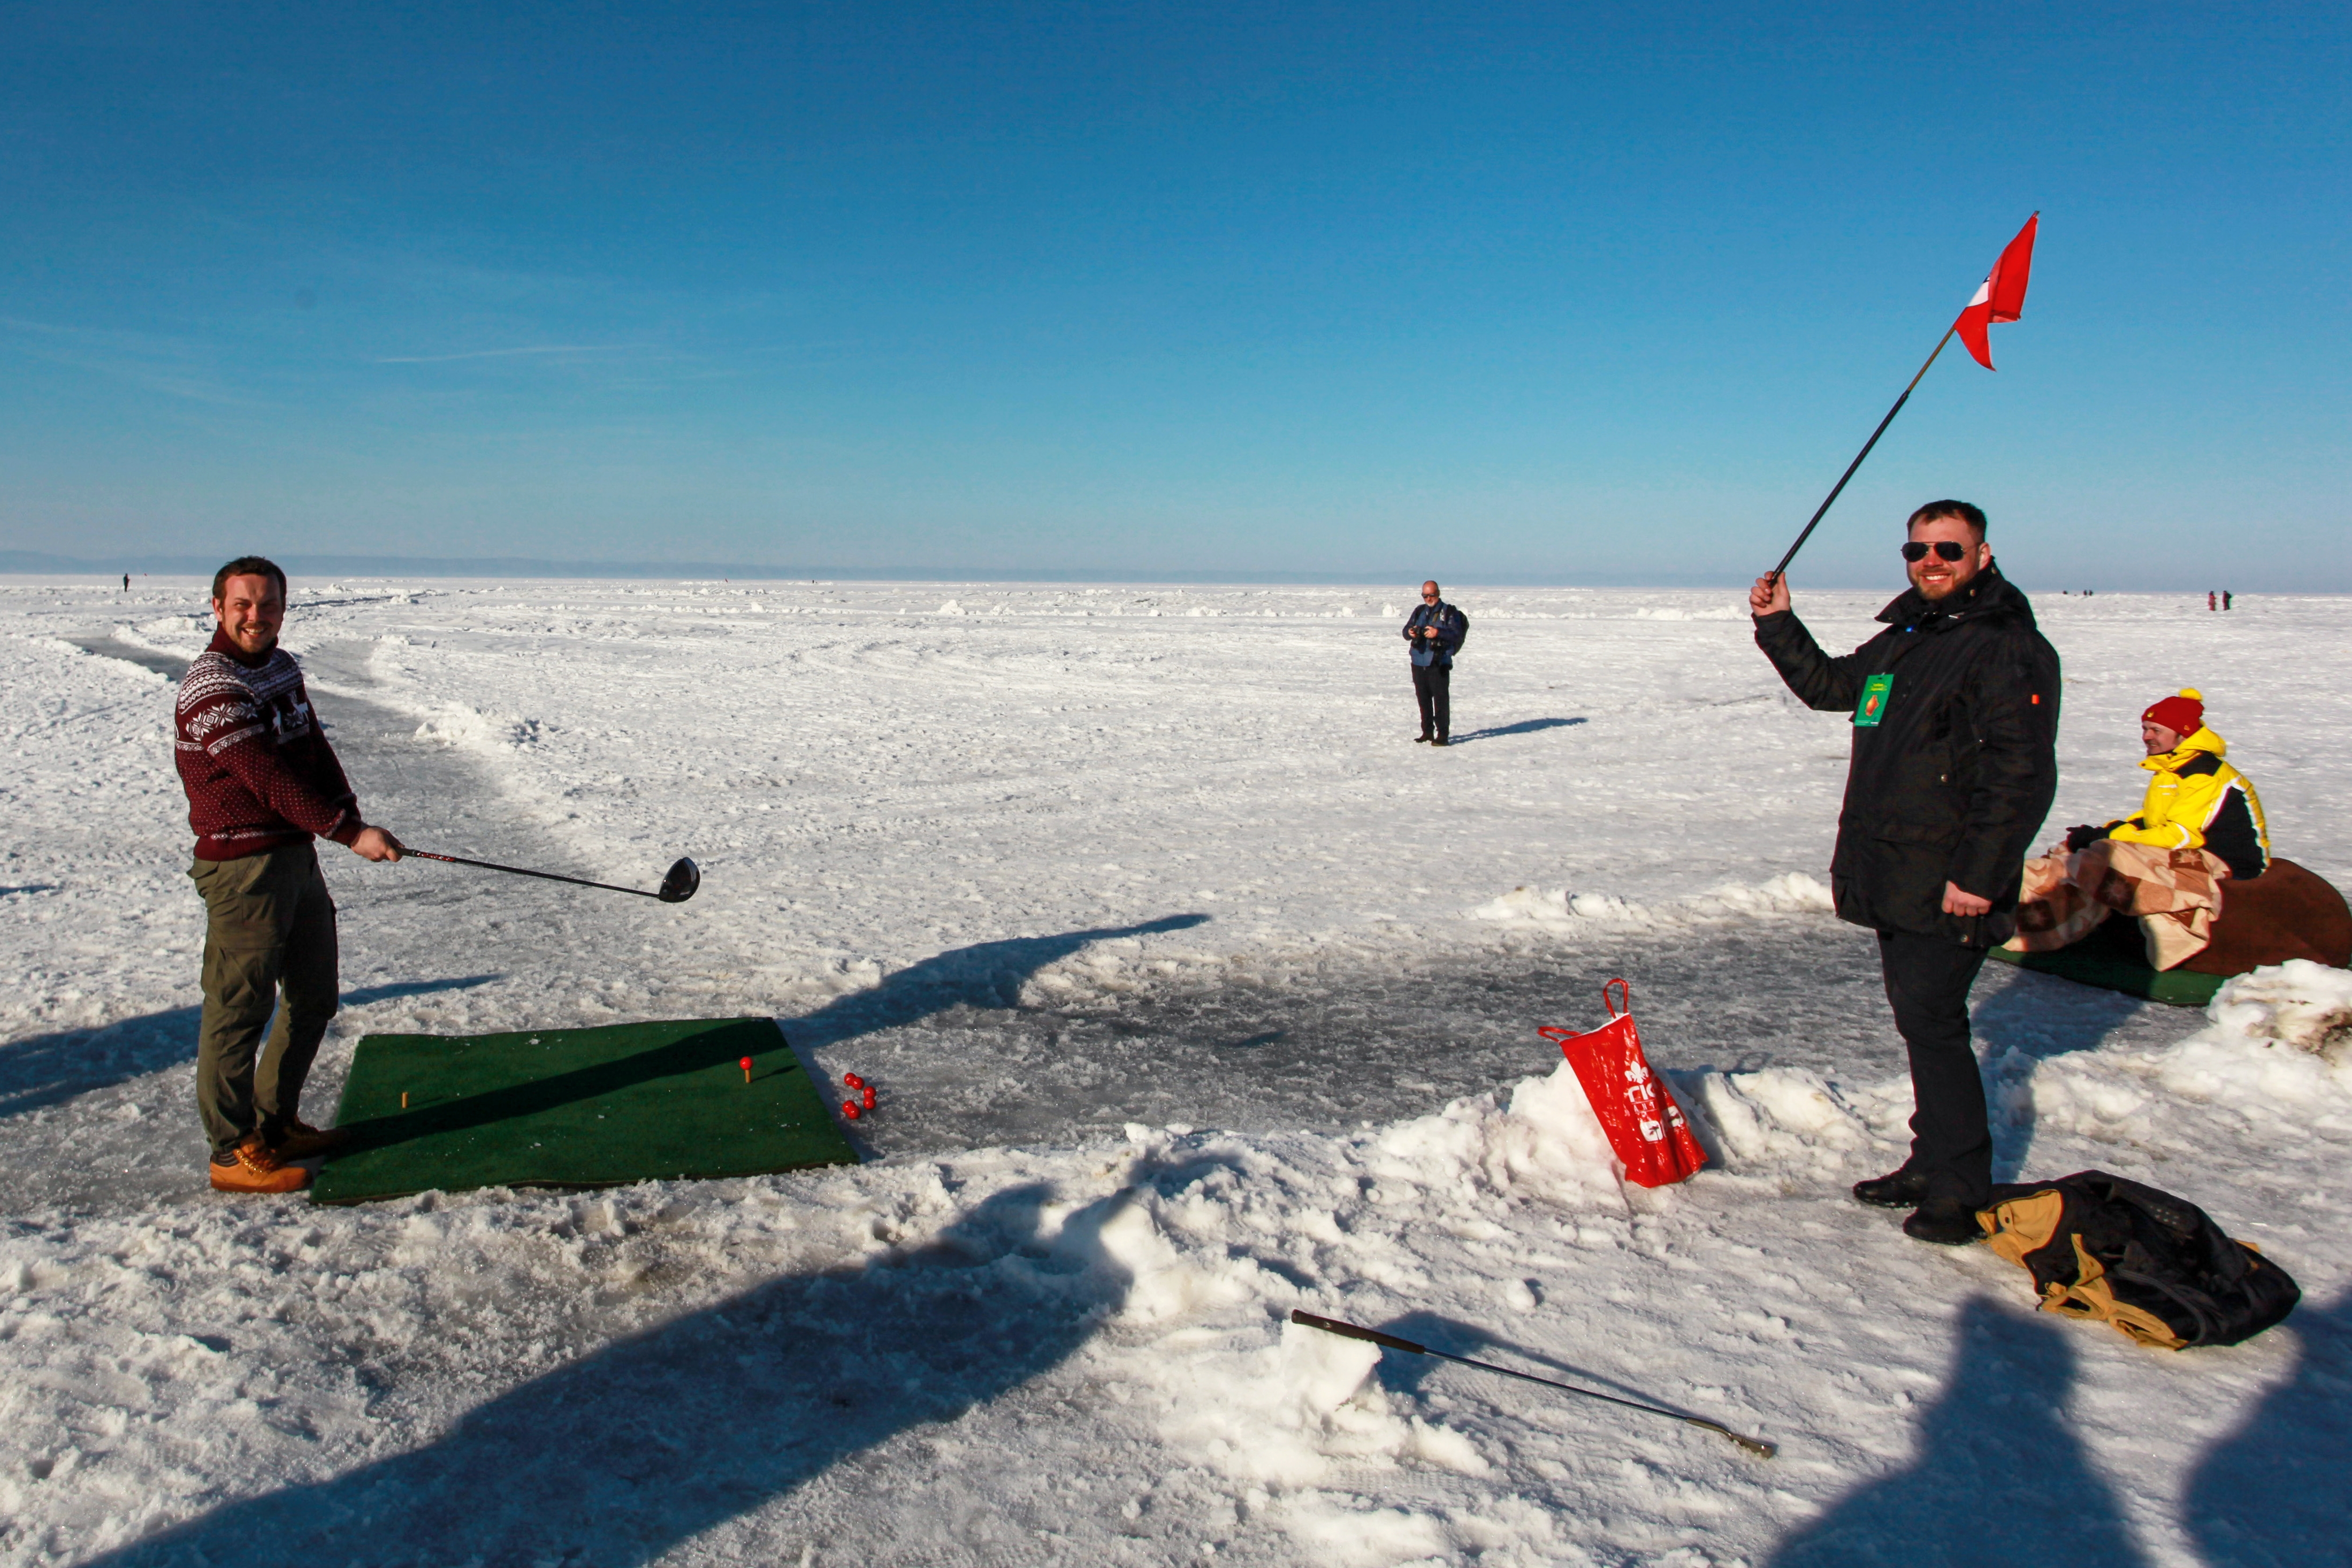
2, 554, 2323, 595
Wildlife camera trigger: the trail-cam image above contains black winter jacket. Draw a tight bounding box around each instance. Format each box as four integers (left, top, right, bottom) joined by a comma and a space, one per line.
1755, 566, 2060, 946
1403, 601, 1465, 667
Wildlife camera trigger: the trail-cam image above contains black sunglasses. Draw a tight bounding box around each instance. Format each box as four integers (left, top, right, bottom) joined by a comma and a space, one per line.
1902, 541, 1969, 562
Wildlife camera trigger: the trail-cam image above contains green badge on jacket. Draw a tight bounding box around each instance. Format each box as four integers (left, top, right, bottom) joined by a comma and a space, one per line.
1854, 672, 1893, 727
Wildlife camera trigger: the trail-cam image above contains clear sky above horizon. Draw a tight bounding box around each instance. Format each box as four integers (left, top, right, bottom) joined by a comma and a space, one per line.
3, 2, 2346, 590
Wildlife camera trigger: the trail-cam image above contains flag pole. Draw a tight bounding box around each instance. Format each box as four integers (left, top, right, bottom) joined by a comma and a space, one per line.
1765, 323, 1960, 584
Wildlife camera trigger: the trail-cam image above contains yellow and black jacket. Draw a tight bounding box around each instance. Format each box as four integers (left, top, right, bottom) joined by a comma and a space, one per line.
2103, 726, 2270, 879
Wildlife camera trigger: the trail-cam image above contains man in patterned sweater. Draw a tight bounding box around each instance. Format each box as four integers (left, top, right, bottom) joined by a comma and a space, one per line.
177, 557, 404, 1193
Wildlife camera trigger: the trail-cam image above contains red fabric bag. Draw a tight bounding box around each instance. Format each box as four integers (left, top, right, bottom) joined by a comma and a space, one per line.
1538, 980, 1707, 1189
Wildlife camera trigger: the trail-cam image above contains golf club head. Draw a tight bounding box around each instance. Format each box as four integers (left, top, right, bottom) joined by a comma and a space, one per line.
658, 856, 700, 904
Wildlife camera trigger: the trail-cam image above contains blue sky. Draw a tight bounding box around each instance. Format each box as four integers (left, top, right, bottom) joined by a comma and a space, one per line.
3, 2, 2345, 587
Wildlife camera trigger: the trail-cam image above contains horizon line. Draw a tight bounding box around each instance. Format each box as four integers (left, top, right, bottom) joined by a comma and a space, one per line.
0, 550, 2323, 597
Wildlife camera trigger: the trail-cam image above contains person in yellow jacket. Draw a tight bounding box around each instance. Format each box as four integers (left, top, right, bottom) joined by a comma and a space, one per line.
2061, 688, 2270, 880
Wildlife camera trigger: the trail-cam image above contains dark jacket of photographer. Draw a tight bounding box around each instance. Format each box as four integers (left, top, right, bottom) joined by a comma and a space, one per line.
1754, 566, 2060, 946
1403, 601, 1465, 667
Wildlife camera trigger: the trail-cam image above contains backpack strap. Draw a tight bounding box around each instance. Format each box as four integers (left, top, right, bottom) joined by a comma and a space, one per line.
2110, 1267, 2227, 1348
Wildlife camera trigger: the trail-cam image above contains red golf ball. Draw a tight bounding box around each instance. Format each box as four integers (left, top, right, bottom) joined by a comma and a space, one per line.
841, 1099, 861, 1120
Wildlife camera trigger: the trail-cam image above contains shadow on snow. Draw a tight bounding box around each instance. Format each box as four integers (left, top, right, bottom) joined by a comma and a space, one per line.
781, 914, 1212, 1052
1766, 1296, 2147, 1568
2184, 1287, 2352, 1567
1971, 968, 2167, 1183
88, 1178, 1143, 1568
1445, 716, 1588, 746
0, 976, 500, 1121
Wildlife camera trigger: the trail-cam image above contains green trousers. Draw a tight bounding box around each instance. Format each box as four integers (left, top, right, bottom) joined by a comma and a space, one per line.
190, 843, 340, 1153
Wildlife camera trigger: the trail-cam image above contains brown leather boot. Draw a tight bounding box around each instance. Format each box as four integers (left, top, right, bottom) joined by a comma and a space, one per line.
268, 1119, 351, 1160
209, 1134, 311, 1194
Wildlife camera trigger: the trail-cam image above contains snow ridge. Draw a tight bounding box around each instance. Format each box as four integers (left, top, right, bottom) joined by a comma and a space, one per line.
1470, 871, 1835, 929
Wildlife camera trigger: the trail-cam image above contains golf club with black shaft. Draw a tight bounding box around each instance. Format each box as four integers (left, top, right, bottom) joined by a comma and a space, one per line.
405, 850, 700, 904
1290, 1311, 1776, 1458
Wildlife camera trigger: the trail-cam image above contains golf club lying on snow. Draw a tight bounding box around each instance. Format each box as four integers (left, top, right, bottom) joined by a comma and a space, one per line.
1289, 1310, 1776, 1459
407, 850, 701, 904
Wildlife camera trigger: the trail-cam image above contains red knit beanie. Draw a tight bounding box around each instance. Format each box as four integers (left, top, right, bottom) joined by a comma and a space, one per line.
2143, 687, 2205, 735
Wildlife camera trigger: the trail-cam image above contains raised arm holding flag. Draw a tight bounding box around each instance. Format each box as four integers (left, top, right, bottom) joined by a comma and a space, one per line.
1764, 213, 2040, 585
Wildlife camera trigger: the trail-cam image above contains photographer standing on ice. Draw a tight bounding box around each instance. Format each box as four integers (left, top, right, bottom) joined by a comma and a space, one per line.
1750, 501, 2058, 1245
1402, 580, 1466, 745
177, 557, 404, 1194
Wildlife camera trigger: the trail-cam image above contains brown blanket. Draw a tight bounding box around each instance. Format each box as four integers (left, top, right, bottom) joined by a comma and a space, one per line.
2009, 848, 2351, 975
2180, 857, 2352, 975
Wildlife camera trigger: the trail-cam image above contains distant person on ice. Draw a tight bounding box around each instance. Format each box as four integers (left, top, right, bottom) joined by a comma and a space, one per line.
176, 557, 405, 1194
1750, 501, 2059, 1246
1402, 580, 1466, 745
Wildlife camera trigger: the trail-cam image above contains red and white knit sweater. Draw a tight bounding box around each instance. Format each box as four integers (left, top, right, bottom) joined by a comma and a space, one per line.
174, 629, 363, 861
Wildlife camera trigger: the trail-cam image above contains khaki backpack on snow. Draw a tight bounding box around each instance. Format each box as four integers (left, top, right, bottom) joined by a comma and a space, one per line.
1977, 1169, 2300, 1350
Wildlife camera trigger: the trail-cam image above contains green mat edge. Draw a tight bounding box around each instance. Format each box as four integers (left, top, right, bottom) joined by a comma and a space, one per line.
309, 1145, 859, 1207
1985, 943, 2224, 1008
309, 1016, 860, 1206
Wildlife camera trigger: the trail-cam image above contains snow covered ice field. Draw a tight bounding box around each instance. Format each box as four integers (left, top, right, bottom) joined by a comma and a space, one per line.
4, 576, 2350, 1567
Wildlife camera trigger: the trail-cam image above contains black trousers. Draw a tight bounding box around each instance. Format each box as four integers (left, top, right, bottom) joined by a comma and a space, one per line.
1877, 930, 1992, 1207
1412, 661, 1451, 739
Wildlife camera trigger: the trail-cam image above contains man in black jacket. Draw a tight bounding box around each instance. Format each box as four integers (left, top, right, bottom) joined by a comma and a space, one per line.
1403, 581, 1467, 745
1751, 500, 2060, 1244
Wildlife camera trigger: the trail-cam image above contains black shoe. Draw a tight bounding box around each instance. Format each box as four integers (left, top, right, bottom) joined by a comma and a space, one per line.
1430, 736, 1448, 747
1903, 1201, 1986, 1246
1852, 1168, 1932, 1208
1414, 732, 1432, 743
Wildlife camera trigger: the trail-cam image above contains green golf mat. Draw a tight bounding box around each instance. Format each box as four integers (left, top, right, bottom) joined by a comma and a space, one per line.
311, 1017, 857, 1205
1986, 920, 2224, 1008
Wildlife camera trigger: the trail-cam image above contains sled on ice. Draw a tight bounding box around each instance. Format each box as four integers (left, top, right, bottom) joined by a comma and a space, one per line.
1987, 856, 2352, 1007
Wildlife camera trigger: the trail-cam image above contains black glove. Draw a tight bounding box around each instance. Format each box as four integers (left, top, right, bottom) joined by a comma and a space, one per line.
2063, 823, 2106, 853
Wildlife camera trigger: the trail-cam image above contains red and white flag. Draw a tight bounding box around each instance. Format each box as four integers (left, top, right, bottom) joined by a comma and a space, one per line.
1953, 213, 2038, 370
